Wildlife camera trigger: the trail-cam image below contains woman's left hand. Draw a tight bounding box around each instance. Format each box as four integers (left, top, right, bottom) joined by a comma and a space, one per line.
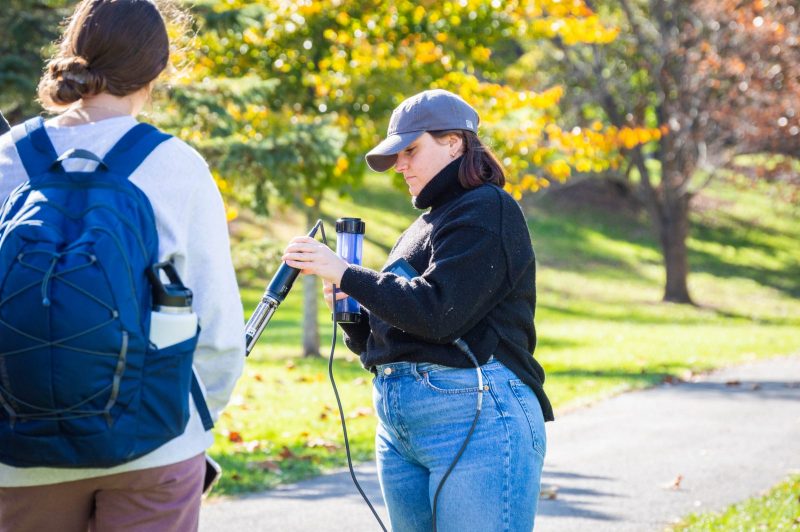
282, 236, 349, 285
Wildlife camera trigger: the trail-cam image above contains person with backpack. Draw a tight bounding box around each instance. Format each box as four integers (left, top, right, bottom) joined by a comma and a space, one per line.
0, 1, 244, 530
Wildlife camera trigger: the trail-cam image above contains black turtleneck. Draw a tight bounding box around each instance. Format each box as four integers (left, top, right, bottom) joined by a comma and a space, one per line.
339, 156, 553, 421
411, 157, 467, 210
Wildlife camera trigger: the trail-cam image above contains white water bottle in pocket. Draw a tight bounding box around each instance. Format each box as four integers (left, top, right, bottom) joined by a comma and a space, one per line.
147, 261, 197, 349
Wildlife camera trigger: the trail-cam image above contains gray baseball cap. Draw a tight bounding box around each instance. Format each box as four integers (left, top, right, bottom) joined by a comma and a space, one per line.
365, 89, 480, 172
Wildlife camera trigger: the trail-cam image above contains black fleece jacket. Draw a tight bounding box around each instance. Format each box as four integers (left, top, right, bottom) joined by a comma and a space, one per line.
339, 157, 553, 421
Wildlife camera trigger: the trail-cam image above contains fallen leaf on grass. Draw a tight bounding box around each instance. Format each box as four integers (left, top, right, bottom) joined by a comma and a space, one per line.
235, 439, 270, 453
279, 446, 296, 460
683, 370, 702, 381
227, 431, 243, 443
305, 438, 341, 451
347, 407, 373, 419
285, 360, 296, 370
247, 459, 282, 474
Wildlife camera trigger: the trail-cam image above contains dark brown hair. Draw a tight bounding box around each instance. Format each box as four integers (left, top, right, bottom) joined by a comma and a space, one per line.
429, 130, 506, 189
38, 0, 170, 111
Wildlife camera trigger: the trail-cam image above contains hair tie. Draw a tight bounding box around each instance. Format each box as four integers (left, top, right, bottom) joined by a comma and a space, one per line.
61, 71, 89, 84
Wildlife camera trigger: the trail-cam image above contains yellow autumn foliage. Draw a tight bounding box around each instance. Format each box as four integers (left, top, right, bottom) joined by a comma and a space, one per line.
168, 0, 662, 202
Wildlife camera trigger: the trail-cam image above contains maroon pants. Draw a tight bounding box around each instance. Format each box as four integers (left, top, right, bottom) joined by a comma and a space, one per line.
0, 453, 205, 532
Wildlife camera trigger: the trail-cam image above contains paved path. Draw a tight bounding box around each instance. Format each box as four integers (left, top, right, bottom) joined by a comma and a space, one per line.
200, 356, 800, 531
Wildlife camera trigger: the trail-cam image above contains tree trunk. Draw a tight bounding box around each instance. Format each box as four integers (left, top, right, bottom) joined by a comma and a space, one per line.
633, 147, 695, 305
302, 206, 321, 357
657, 195, 693, 304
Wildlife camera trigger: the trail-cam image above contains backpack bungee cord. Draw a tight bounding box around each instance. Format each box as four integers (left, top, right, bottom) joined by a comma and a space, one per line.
245, 219, 485, 532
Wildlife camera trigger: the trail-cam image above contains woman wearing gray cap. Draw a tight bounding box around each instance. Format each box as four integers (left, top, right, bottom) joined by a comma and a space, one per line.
283, 89, 552, 531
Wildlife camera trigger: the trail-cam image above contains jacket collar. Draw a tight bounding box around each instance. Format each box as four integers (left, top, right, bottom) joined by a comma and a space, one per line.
412, 156, 467, 210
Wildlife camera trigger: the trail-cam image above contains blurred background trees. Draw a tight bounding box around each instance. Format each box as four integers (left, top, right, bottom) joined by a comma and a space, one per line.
536, 0, 800, 302
1, 0, 797, 351
159, 0, 635, 356
0, 0, 71, 122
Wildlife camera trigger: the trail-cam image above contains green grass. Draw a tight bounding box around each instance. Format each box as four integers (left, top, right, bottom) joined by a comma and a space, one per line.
670, 475, 800, 531
208, 172, 800, 496
523, 175, 800, 407
210, 355, 375, 495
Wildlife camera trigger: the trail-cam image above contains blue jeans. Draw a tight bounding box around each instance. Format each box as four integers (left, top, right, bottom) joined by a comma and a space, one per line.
372, 358, 546, 532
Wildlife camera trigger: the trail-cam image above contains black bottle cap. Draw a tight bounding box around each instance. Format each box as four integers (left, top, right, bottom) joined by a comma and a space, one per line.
335, 217, 365, 234
334, 311, 362, 324
146, 261, 193, 308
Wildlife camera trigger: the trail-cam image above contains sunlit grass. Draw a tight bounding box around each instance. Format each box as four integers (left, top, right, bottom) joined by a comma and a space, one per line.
211, 356, 374, 495
669, 475, 800, 531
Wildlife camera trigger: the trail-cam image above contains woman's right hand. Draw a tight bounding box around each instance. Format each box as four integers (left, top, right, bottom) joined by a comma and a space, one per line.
322, 280, 349, 312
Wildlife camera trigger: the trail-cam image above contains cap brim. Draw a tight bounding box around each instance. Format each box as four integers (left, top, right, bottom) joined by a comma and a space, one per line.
365, 131, 424, 172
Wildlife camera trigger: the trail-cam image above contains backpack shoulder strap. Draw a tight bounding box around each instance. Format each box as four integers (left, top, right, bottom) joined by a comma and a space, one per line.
11, 117, 60, 178
103, 123, 172, 179
191, 372, 214, 430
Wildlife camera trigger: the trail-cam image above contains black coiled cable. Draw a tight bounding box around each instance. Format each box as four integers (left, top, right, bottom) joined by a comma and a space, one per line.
323, 224, 485, 532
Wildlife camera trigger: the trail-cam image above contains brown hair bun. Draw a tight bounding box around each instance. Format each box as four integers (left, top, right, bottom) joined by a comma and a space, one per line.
37, 0, 171, 112
42, 56, 108, 106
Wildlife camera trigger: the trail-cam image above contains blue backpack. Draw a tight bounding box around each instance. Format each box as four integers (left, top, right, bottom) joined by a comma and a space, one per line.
0, 117, 212, 468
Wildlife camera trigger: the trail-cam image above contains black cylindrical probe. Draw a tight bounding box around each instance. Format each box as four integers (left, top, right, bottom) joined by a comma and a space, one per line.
244, 221, 321, 355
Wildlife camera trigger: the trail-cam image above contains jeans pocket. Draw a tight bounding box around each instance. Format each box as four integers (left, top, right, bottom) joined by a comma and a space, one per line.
509, 379, 546, 458
421, 367, 483, 395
